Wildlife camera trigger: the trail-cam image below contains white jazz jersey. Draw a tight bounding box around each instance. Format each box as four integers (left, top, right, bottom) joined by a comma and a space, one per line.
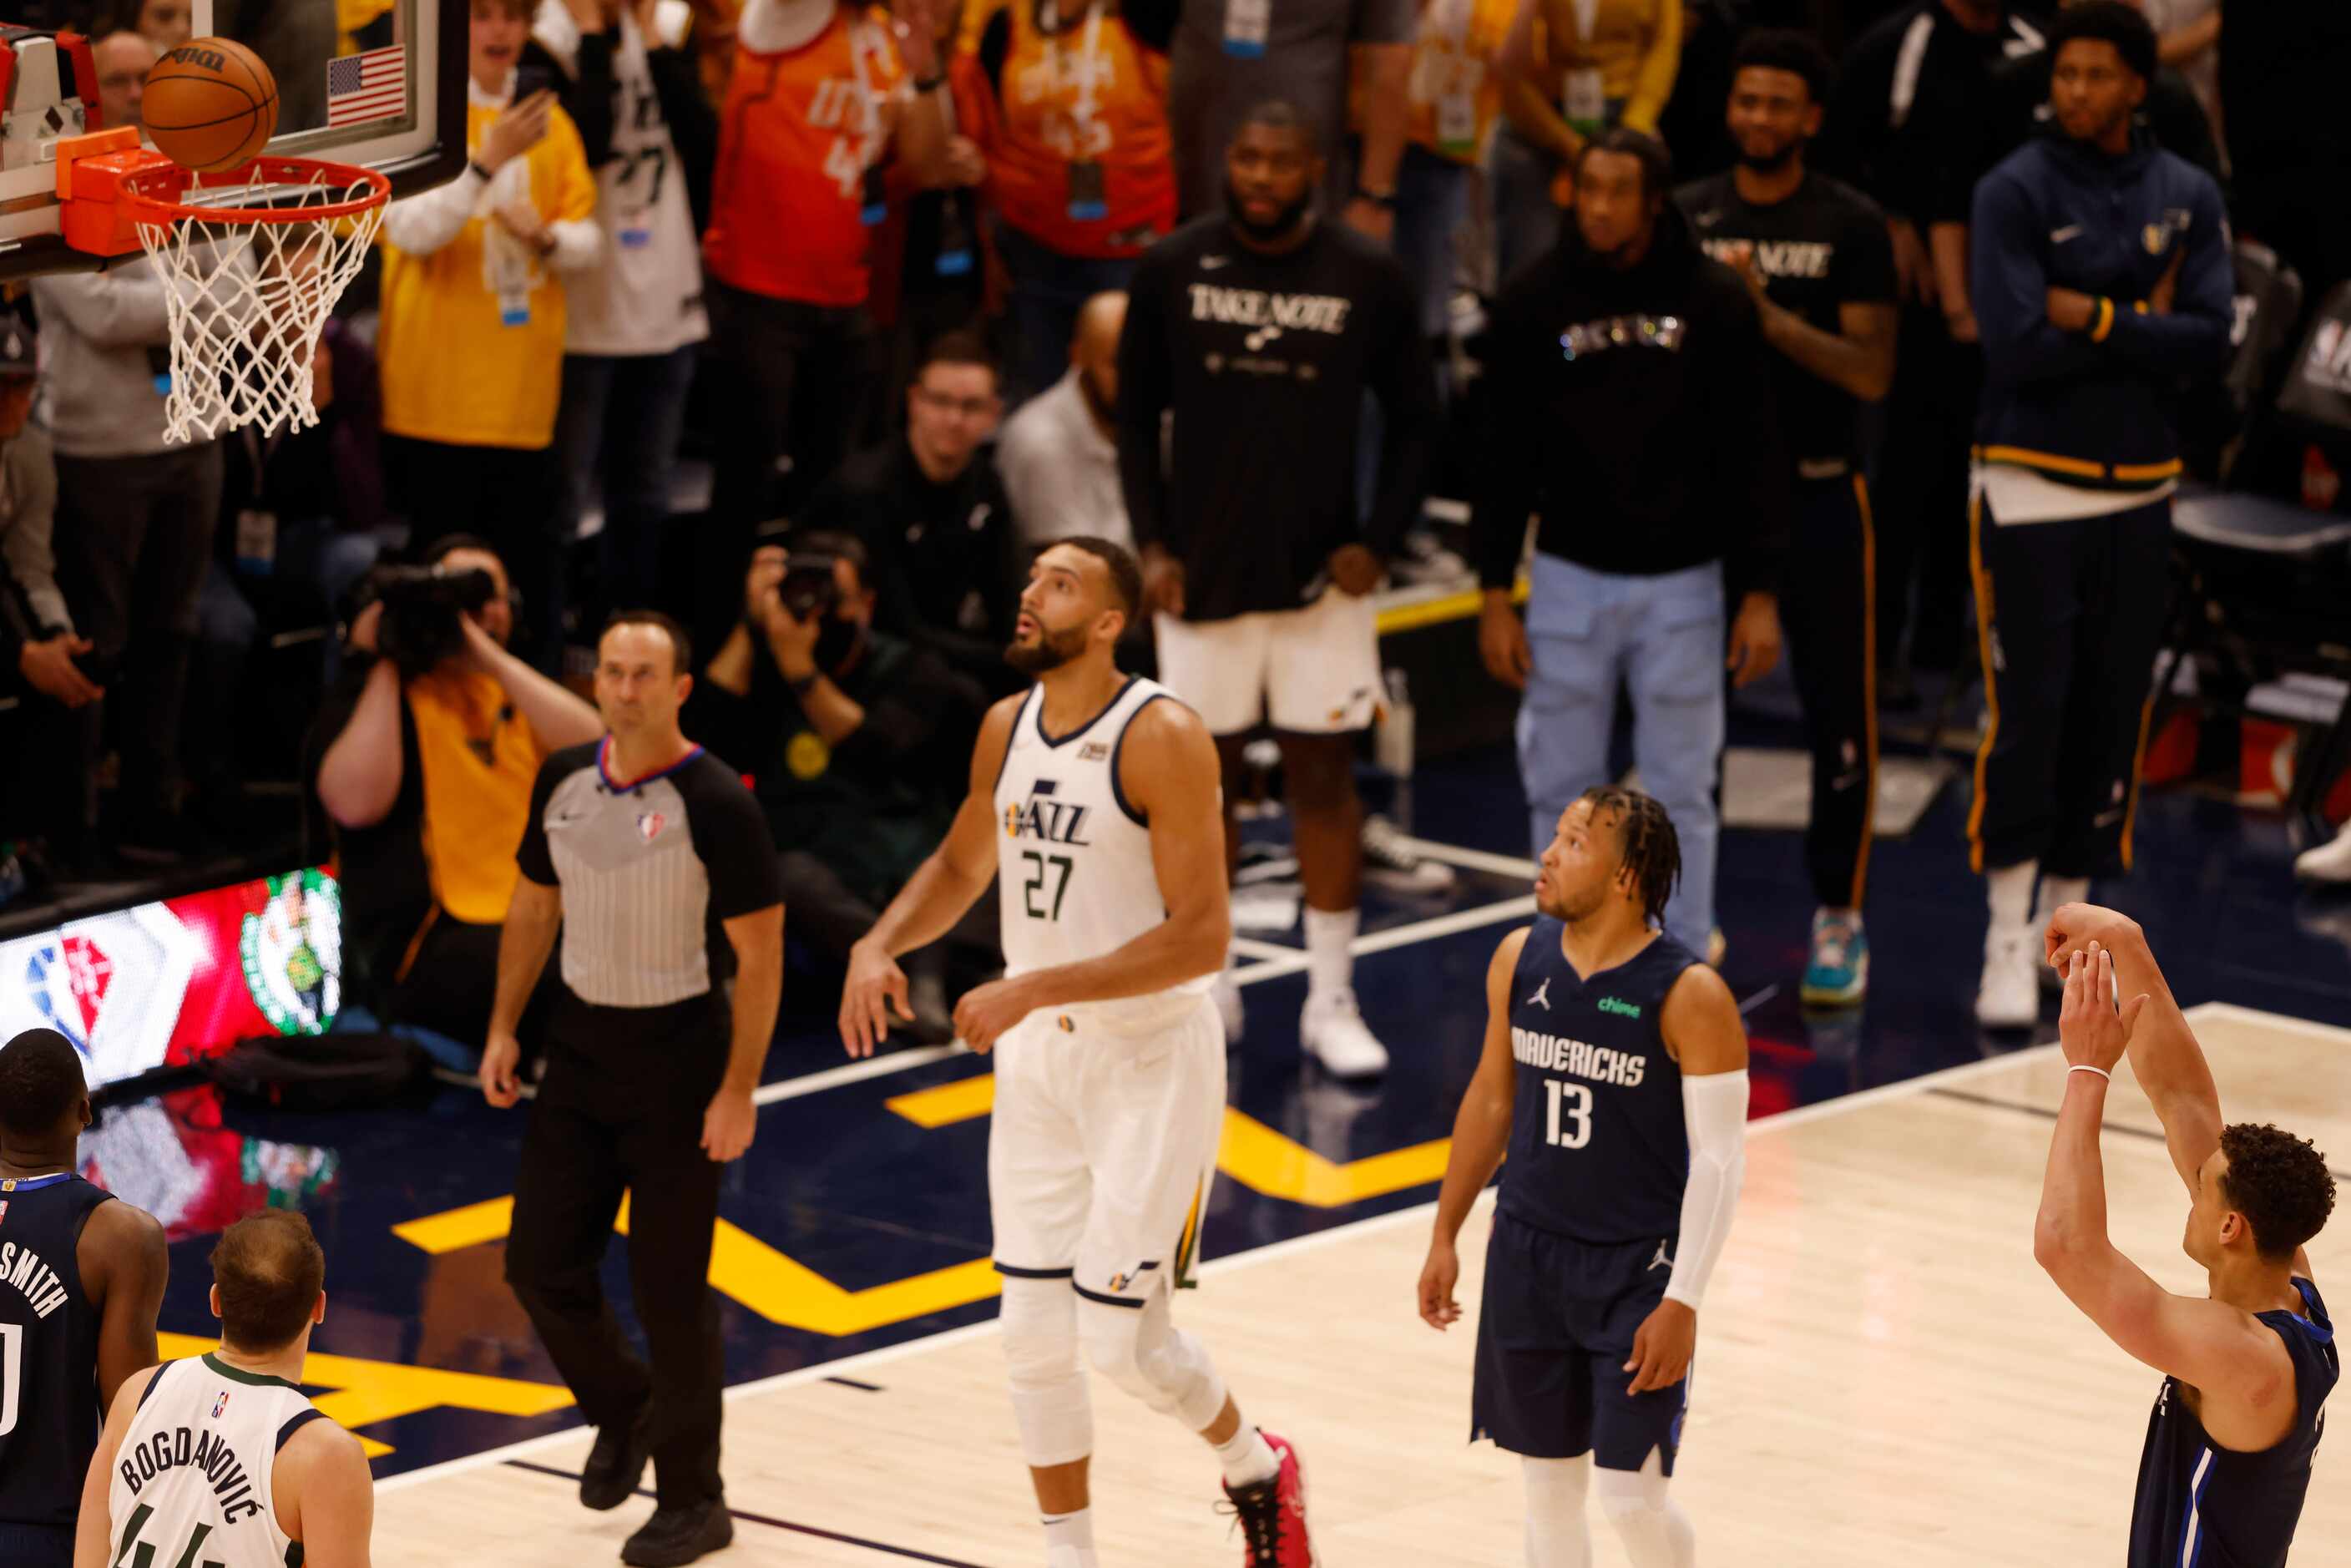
104, 1354, 320, 1568
993, 675, 1213, 1029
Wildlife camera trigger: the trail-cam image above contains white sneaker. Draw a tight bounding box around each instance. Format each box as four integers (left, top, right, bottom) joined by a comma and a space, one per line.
1975, 924, 2040, 1030
1213, 974, 1246, 1044
1359, 814, 1457, 894
2295, 831, 2351, 884
1300, 988, 1389, 1078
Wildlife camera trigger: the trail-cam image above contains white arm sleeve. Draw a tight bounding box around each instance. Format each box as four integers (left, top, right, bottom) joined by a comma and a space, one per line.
1663, 1069, 1748, 1310
380, 167, 489, 257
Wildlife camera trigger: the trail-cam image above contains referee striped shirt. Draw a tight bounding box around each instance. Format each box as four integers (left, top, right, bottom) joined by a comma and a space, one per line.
518, 738, 782, 1009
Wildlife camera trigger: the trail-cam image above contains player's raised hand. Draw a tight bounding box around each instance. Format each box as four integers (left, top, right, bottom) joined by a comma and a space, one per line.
1624, 1297, 1696, 1394
2058, 945, 2148, 1075
840, 939, 914, 1058
1417, 1240, 1462, 1330
2043, 902, 2142, 974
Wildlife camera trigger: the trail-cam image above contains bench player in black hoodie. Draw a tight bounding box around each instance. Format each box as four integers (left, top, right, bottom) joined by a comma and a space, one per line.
1475, 127, 1790, 966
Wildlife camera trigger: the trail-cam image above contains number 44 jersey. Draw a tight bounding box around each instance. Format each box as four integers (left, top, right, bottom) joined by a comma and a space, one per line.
1499, 919, 1701, 1246
993, 676, 1214, 1028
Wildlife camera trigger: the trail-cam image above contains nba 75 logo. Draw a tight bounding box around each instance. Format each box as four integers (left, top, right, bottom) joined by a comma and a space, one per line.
212, 1388, 232, 1419
1004, 779, 1091, 846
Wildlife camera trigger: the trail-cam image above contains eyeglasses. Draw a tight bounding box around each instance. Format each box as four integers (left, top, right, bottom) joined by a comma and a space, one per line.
913, 387, 999, 419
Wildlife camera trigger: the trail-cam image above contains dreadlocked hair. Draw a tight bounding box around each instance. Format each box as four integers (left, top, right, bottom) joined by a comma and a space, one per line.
1579, 786, 1682, 929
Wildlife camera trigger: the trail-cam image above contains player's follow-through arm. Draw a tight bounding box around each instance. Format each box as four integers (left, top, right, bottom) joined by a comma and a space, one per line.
945, 700, 1232, 1053
2044, 903, 2221, 1197
840, 695, 1027, 1056
1418, 928, 1529, 1331
2035, 948, 2292, 1399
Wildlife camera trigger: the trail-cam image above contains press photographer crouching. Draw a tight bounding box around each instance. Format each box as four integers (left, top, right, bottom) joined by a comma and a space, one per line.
308, 536, 604, 1063
697, 534, 993, 1040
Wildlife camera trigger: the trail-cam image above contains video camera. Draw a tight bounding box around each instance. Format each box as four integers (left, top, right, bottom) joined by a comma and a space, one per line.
361, 564, 502, 678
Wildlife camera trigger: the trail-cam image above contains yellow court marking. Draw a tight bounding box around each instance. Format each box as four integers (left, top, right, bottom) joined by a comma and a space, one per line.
157, 1333, 575, 1460
386, 1074, 1451, 1344
613, 1195, 1005, 1336
390, 1195, 516, 1254
392, 1196, 1004, 1336
884, 1075, 1453, 1208
883, 1073, 999, 1128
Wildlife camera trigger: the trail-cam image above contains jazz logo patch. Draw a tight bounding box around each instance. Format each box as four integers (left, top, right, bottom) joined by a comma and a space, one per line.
637, 812, 666, 842
212, 1389, 232, 1419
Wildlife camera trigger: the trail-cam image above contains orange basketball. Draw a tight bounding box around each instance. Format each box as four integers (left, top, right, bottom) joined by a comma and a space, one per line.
142, 37, 279, 173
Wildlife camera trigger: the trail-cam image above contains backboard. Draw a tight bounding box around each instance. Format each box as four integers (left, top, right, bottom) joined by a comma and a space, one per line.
0, 0, 463, 277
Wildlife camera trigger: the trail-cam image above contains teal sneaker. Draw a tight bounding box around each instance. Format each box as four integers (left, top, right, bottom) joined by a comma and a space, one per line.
1802, 908, 1868, 1007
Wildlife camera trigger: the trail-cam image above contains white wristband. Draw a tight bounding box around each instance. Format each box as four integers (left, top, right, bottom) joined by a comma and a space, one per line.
2068, 1064, 2111, 1083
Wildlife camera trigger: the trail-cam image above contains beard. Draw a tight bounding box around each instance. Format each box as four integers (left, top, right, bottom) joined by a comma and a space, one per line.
1734, 137, 1801, 173
1224, 178, 1314, 245
1004, 621, 1088, 675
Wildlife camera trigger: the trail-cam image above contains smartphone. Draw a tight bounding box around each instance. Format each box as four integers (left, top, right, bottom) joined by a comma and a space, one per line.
513, 63, 555, 103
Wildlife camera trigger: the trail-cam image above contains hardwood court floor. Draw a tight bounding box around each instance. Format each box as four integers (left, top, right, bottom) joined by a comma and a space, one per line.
373, 1003, 2349, 1565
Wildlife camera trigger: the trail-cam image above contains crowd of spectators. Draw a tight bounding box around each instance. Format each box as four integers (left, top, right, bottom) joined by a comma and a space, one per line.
1, 0, 2348, 1065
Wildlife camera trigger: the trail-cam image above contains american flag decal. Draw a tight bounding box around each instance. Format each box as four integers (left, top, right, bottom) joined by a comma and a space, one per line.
326, 45, 406, 127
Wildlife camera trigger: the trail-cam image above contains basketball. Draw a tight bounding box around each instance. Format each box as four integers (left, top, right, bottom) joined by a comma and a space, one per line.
141, 37, 279, 172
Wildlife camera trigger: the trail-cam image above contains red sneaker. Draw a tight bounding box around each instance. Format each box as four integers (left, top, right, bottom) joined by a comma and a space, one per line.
1218, 1429, 1317, 1566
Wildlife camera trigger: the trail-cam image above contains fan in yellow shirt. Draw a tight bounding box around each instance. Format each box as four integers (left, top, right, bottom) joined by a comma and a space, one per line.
377, 0, 599, 662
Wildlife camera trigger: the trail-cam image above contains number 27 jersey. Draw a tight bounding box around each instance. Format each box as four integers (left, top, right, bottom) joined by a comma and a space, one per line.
993, 676, 1211, 1021
1499, 919, 1699, 1247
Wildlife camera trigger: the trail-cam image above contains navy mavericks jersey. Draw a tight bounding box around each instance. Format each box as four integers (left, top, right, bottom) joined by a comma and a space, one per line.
2129, 1276, 2337, 1567
0, 1171, 114, 1528
1496, 920, 1700, 1247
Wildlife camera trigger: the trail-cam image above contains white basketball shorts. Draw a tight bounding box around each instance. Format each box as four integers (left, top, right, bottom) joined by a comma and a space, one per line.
988, 996, 1225, 1307
1152, 587, 1382, 736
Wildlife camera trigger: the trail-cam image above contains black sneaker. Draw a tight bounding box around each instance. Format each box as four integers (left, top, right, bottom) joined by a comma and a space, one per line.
579, 1405, 653, 1511
620, 1497, 734, 1567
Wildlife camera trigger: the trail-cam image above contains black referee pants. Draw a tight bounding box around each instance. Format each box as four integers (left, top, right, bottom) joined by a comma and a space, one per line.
1782, 473, 1880, 911
505, 992, 730, 1509
1966, 493, 2173, 878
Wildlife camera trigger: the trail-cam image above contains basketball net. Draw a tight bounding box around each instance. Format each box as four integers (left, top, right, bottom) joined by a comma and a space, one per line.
128, 160, 388, 442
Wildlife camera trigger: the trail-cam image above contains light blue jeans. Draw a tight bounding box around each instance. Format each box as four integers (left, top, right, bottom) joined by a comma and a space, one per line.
1516, 552, 1725, 952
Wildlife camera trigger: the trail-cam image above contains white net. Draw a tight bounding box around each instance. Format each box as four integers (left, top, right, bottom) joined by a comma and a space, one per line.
128, 162, 387, 443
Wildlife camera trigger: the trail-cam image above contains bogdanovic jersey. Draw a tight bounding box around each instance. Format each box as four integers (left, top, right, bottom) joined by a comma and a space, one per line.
104, 1353, 326, 1568
993, 675, 1212, 1030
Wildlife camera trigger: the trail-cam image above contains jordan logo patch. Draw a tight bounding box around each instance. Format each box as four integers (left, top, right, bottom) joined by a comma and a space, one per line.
1647, 1241, 1675, 1273
1527, 978, 1552, 1011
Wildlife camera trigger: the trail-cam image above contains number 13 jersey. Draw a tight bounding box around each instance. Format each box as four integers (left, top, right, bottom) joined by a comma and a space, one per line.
1499, 918, 1699, 1246
994, 675, 1212, 1029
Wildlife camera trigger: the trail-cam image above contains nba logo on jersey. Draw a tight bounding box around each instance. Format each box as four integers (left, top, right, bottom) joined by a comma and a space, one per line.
0, 1200, 10, 1226
637, 811, 666, 842
212, 1389, 231, 1419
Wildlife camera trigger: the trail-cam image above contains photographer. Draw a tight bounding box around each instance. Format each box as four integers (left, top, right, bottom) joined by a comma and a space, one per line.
794, 333, 1023, 697
0, 321, 93, 884
309, 537, 604, 1060
698, 535, 991, 1039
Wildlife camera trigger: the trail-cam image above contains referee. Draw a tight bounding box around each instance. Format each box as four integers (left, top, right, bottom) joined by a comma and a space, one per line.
483, 610, 783, 1568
